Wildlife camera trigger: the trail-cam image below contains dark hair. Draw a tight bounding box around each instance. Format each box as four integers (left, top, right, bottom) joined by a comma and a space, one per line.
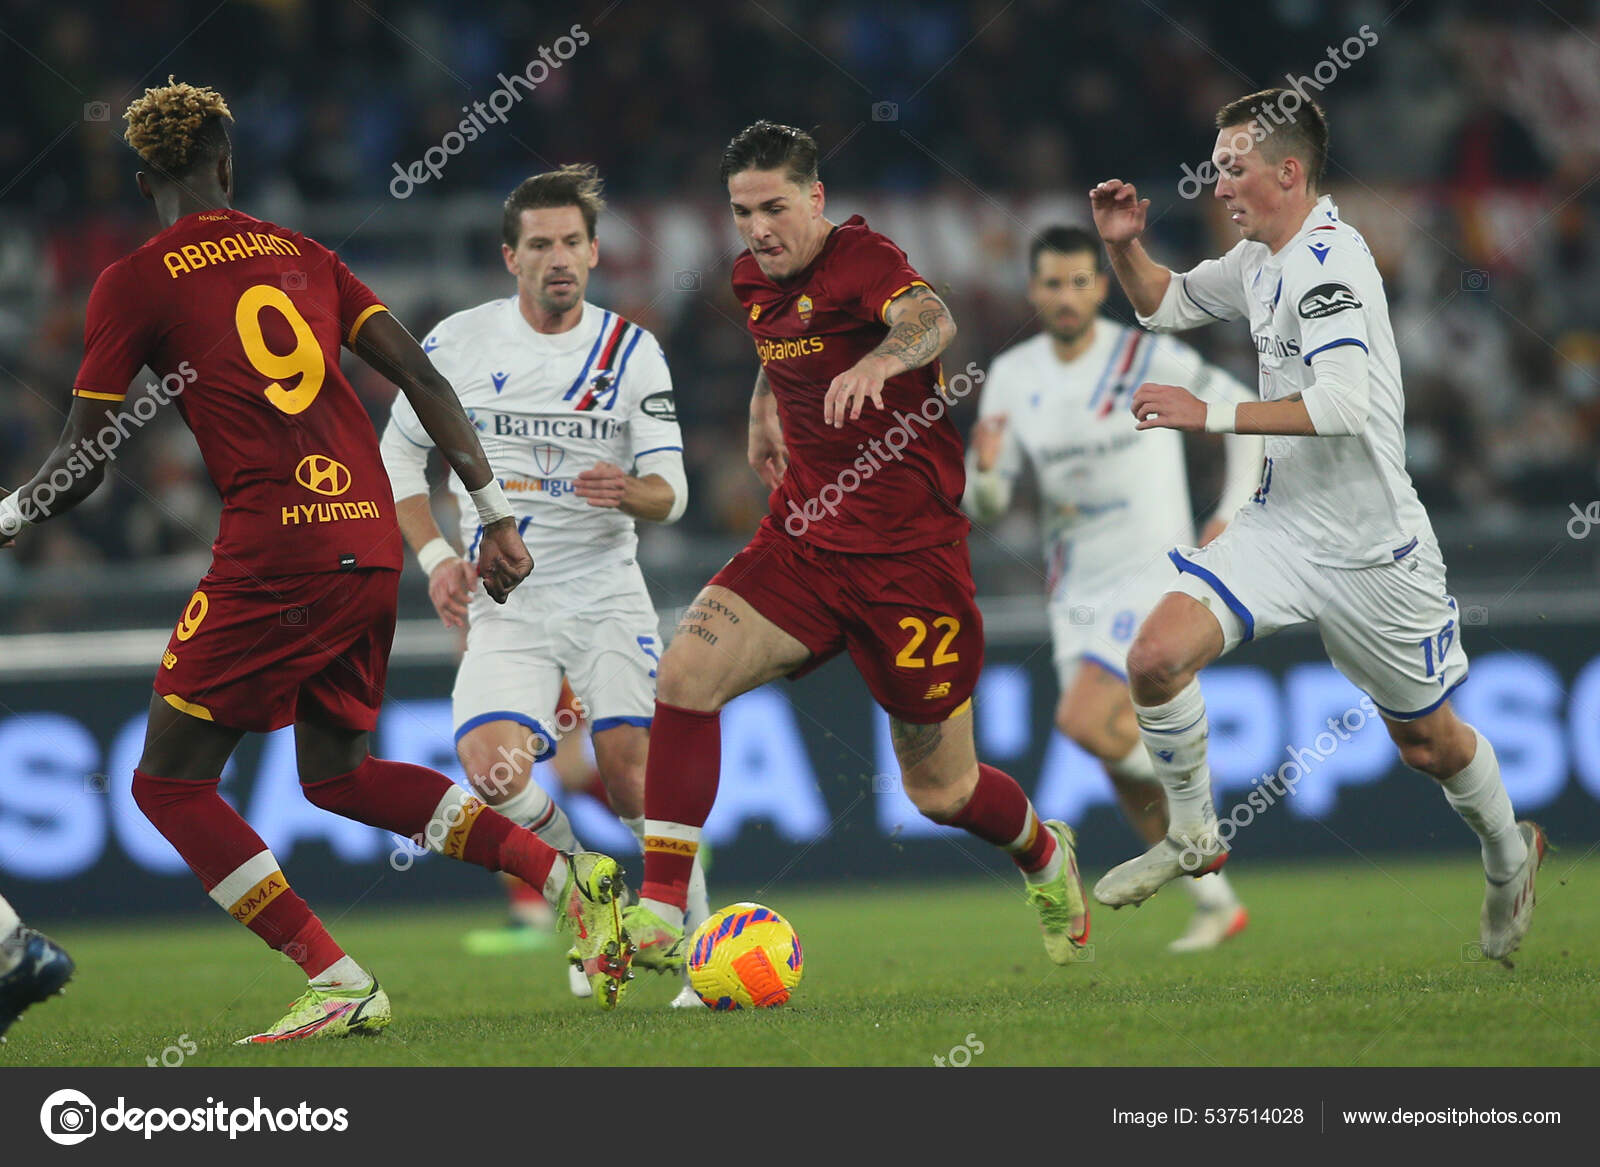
1214, 88, 1328, 192
502, 164, 606, 248
1028, 225, 1103, 276
123, 76, 232, 178
718, 120, 819, 186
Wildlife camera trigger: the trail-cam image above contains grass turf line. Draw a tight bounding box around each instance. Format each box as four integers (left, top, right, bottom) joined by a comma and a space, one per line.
5, 855, 1596, 1066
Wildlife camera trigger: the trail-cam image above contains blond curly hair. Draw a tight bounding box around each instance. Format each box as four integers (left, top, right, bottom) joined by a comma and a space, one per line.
123, 76, 232, 176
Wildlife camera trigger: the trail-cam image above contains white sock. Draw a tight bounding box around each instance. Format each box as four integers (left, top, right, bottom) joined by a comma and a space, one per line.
0, 894, 21, 974
640, 897, 685, 929
685, 854, 711, 934
1441, 728, 1527, 882
1107, 740, 1157, 782
1185, 871, 1239, 911
309, 955, 370, 992
492, 782, 581, 854
1134, 680, 1217, 838
620, 814, 646, 852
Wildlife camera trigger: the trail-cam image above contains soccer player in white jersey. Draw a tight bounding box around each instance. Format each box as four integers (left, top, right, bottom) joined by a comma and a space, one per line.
964, 226, 1261, 951
1088, 89, 1545, 962
380, 166, 709, 1004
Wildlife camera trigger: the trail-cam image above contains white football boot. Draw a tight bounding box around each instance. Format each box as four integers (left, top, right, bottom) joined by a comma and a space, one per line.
1479, 822, 1546, 963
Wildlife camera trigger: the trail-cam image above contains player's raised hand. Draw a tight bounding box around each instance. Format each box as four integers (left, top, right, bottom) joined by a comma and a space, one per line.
574, 461, 628, 509
426, 556, 478, 629
824, 359, 887, 428
1090, 180, 1150, 246
972, 414, 1010, 472
476, 519, 534, 604
1131, 382, 1206, 432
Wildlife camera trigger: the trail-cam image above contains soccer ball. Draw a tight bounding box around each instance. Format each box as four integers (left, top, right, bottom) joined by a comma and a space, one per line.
685, 902, 803, 1010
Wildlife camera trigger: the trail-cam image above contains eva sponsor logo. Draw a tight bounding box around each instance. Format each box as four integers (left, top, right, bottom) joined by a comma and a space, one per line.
1296, 282, 1362, 319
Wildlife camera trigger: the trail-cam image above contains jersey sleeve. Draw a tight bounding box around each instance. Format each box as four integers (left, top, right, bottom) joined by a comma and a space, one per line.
299, 235, 388, 349
1286, 239, 1372, 366
621, 333, 683, 462
837, 232, 931, 324
72, 262, 154, 402
1137, 240, 1251, 331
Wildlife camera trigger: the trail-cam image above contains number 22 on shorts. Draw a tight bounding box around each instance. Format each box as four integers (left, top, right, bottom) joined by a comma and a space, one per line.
895, 616, 960, 669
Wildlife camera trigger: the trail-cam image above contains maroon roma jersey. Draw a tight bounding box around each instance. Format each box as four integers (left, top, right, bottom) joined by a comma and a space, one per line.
731, 214, 969, 553
72, 208, 403, 579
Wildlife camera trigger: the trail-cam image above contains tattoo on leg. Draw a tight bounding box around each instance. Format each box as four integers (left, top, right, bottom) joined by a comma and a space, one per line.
682, 624, 719, 646
890, 717, 942, 768
703, 597, 741, 623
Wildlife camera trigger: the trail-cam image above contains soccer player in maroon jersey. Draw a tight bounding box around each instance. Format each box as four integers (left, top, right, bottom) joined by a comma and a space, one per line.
622, 122, 1090, 969
0, 80, 636, 1037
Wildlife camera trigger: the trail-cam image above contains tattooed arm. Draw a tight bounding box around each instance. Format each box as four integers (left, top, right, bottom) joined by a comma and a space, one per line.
822, 286, 958, 428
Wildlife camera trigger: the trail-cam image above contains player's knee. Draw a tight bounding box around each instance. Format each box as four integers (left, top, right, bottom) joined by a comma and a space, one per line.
655, 639, 722, 711
456, 738, 530, 804
1125, 634, 1185, 700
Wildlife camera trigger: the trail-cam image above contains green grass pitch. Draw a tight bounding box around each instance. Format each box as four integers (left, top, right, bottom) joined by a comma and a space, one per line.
7, 855, 1597, 1067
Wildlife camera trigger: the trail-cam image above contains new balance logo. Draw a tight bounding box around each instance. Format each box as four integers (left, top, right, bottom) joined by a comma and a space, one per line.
923, 681, 952, 700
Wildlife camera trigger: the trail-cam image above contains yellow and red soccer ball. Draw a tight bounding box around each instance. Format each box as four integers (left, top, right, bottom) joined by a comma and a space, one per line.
686, 902, 803, 1010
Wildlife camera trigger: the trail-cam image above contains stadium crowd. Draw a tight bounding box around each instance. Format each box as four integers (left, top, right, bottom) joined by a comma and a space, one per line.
0, 0, 1595, 578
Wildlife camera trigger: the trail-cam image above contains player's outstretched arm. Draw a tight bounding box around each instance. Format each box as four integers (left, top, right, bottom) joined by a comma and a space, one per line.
1089, 180, 1172, 318
824, 286, 956, 428
354, 312, 530, 602
0, 396, 116, 545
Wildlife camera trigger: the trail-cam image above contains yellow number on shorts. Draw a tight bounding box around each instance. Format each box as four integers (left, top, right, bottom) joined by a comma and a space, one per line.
175, 590, 209, 642
234, 283, 325, 415
895, 617, 928, 668
895, 616, 961, 668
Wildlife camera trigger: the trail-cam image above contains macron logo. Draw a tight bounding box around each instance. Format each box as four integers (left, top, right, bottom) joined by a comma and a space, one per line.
491, 372, 509, 394
1155, 749, 1175, 763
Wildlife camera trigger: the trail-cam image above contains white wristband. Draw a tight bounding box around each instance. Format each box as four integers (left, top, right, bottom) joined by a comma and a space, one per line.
469, 479, 513, 525
416, 537, 458, 577
0, 493, 30, 539
1204, 402, 1238, 434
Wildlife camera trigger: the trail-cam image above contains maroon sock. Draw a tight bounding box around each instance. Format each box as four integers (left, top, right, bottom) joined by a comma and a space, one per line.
132, 770, 345, 976
302, 756, 560, 894
639, 701, 721, 909
935, 763, 1058, 874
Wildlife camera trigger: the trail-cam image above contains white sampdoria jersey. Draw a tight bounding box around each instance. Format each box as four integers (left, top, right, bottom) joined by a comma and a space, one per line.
969, 322, 1261, 597
384, 298, 684, 584
1139, 195, 1431, 568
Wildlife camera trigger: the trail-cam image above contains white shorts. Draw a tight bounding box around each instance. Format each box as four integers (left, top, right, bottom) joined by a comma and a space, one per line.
1048, 559, 1172, 691
1166, 520, 1469, 719
452, 561, 662, 753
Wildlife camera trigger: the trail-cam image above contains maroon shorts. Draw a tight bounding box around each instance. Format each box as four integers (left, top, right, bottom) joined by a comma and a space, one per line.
710, 518, 983, 723
153, 568, 399, 733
